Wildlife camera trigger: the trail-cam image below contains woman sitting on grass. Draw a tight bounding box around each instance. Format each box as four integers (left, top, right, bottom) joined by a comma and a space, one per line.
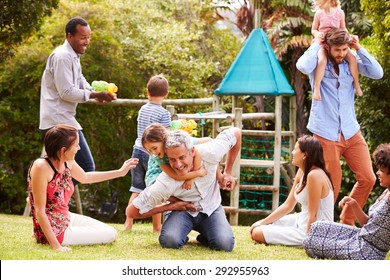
28, 124, 138, 251
304, 143, 390, 260
249, 135, 334, 247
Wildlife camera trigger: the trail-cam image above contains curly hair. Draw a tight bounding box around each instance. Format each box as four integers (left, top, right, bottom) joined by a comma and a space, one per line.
372, 144, 390, 174
65, 17, 88, 36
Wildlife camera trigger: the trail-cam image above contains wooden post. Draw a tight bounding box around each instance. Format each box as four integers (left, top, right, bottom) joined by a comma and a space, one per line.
229, 107, 242, 225
272, 96, 282, 211
212, 94, 219, 138
166, 105, 175, 117
289, 95, 297, 153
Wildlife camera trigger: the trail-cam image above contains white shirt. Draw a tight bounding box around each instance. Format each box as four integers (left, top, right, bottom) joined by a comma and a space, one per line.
133, 128, 237, 217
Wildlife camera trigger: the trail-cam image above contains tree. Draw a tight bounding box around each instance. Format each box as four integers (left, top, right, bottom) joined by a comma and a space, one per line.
0, 0, 60, 62
357, 0, 390, 151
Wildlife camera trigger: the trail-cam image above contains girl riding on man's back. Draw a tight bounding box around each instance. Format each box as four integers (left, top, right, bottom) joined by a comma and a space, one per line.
143, 123, 220, 190
311, 0, 362, 100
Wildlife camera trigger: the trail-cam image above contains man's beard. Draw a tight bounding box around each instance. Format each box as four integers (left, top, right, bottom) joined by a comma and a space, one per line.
330, 54, 345, 64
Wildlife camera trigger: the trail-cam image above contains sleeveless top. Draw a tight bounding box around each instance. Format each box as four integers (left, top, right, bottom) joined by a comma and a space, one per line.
28, 158, 74, 244
317, 8, 343, 33
294, 169, 334, 231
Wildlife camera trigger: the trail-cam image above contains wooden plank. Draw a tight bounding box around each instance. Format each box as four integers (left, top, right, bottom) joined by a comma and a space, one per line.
239, 159, 288, 168
239, 184, 278, 192
174, 112, 275, 121
223, 206, 272, 216
241, 130, 295, 137
86, 97, 214, 107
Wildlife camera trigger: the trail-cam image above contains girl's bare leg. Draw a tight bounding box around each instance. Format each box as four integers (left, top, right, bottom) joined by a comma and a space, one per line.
345, 49, 363, 96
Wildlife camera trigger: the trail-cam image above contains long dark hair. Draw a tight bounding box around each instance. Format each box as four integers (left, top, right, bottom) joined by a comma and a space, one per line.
141, 123, 168, 147
296, 135, 333, 193
44, 124, 78, 161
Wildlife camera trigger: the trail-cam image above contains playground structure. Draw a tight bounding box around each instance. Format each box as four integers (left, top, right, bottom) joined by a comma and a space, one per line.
209, 28, 296, 225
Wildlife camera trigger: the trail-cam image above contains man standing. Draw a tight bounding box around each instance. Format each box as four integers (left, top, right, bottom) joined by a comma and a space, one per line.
39, 17, 115, 189
296, 28, 383, 225
126, 127, 241, 251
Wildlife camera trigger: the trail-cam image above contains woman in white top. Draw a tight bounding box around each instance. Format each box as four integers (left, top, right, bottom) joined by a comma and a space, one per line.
249, 135, 334, 247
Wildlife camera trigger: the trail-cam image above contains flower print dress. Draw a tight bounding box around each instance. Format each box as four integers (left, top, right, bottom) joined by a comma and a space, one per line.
304, 189, 390, 260
28, 158, 74, 244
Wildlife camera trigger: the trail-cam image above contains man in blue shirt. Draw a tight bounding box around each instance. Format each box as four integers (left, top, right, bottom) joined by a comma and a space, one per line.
296, 28, 383, 225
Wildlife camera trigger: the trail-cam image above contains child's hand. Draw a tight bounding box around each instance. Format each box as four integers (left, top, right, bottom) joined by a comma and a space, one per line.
182, 179, 194, 190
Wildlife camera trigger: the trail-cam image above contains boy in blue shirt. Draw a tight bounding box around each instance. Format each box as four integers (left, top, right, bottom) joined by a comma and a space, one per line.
123, 74, 171, 232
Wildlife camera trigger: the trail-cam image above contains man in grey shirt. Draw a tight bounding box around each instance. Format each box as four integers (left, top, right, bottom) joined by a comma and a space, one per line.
40, 17, 115, 183
126, 127, 241, 251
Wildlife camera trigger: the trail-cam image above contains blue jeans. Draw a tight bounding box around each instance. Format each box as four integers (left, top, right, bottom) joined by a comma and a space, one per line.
159, 205, 234, 251
73, 130, 95, 186
129, 148, 149, 193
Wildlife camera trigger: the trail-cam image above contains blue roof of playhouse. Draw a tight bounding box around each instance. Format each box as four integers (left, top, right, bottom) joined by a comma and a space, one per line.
214, 28, 295, 96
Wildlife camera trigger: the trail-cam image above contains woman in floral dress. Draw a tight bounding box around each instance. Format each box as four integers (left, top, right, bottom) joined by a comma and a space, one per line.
303, 143, 390, 260
28, 124, 138, 251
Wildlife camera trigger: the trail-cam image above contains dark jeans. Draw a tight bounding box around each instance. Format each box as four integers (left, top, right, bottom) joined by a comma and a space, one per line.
72, 130, 95, 186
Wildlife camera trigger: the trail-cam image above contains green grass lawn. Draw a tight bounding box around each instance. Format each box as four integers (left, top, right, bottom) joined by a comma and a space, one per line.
0, 213, 310, 260
1, 213, 389, 261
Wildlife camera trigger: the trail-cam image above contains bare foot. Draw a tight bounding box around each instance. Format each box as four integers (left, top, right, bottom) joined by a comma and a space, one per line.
123, 218, 133, 232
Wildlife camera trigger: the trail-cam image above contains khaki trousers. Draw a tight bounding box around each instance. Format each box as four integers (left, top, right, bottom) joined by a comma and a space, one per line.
314, 131, 376, 225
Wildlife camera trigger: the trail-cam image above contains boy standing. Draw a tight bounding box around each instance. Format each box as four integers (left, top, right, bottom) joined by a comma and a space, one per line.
123, 74, 171, 232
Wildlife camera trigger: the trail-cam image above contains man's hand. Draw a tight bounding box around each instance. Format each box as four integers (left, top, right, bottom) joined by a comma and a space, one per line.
169, 201, 197, 212
219, 173, 236, 191
90, 91, 116, 102
349, 34, 361, 51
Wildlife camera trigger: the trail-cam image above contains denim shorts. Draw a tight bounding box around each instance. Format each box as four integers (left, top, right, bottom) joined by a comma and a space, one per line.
129, 148, 149, 193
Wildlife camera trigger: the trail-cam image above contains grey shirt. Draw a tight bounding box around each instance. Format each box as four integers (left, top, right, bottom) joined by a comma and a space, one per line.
39, 40, 92, 130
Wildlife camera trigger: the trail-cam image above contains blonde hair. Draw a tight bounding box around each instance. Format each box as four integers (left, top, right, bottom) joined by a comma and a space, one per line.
313, 0, 340, 11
